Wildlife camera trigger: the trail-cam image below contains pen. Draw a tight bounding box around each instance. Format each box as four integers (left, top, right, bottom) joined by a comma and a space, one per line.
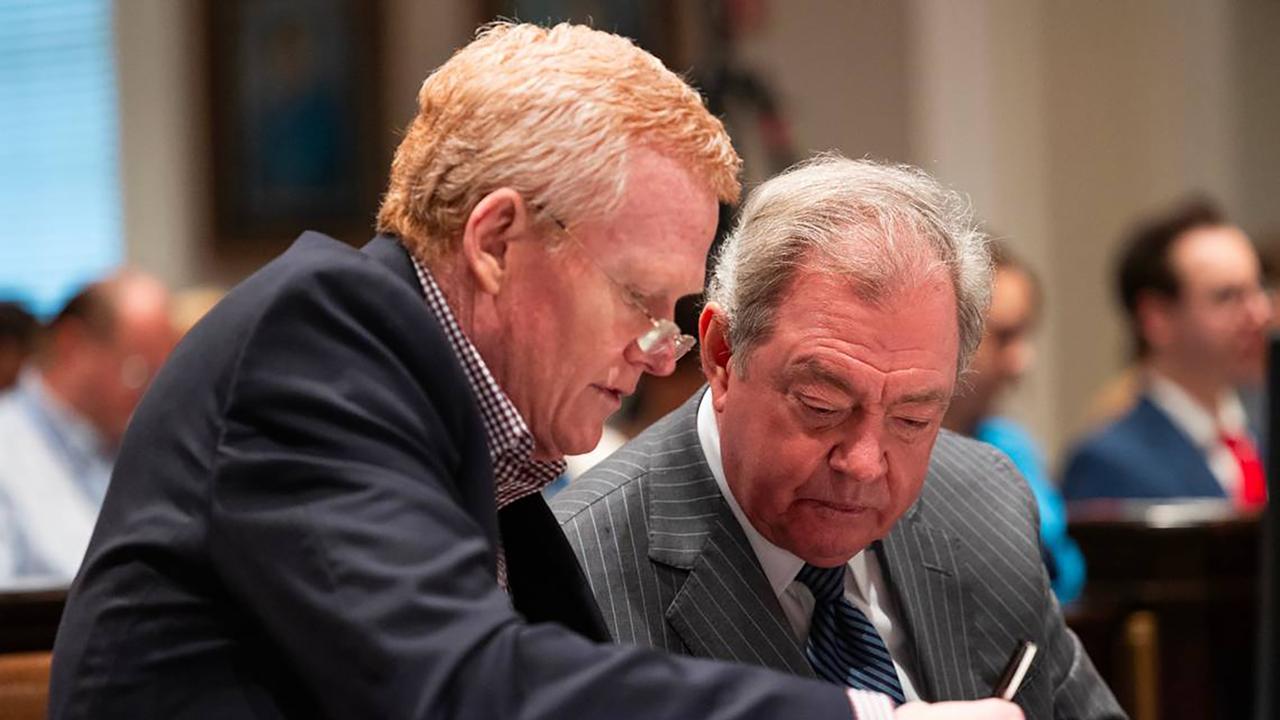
991, 640, 1038, 700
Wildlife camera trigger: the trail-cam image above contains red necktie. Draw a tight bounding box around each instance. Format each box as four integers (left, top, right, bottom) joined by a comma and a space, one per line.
1221, 432, 1267, 509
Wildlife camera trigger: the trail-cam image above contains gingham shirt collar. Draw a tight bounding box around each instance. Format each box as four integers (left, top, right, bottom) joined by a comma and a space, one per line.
407, 249, 565, 509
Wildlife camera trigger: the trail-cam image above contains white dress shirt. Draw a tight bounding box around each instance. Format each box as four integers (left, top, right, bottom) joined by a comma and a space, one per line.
696, 391, 923, 702
1146, 372, 1249, 498
0, 369, 114, 587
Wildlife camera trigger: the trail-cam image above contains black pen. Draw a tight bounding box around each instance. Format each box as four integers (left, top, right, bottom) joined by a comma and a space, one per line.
991, 640, 1038, 700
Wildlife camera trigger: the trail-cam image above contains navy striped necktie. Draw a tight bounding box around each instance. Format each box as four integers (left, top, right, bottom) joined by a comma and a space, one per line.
796, 563, 906, 704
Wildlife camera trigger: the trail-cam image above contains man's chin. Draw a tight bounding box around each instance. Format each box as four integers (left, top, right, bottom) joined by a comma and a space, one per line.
547, 427, 606, 460
781, 528, 877, 568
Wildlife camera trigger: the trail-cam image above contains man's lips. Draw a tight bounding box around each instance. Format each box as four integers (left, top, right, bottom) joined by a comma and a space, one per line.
800, 498, 876, 514
591, 384, 627, 403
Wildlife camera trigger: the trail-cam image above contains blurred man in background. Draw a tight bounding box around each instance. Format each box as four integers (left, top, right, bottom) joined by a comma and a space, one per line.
1062, 200, 1272, 505
0, 270, 175, 585
942, 240, 1085, 604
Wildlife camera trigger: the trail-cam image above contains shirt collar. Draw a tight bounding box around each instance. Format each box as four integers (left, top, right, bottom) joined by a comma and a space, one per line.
407, 250, 565, 506
1147, 371, 1247, 448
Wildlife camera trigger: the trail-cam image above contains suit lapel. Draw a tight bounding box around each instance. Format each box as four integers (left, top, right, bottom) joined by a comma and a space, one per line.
1134, 397, 1226, 497
501, 493, 612, 642
646, 392, 814, 678
878, 492, 980, 701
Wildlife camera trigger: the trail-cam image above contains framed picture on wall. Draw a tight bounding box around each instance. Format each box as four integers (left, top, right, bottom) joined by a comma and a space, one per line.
206, 0, 384, 247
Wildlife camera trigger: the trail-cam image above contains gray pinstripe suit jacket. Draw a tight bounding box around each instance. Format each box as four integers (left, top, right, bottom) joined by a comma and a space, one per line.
552, 390, 1124, 720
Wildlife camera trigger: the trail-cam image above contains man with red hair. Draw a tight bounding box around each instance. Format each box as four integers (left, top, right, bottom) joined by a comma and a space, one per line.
52, 23, 1018, 720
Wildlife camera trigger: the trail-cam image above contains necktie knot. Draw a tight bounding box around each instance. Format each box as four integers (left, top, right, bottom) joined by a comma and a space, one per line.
1220, 431, 1268, 509
797, 563, 847, 604
1220, 431, 1252, 454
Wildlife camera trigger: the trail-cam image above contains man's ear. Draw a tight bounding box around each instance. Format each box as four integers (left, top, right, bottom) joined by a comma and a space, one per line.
460, 188, 532, 296
700, 303, 735, 410
1135, 291, 1176, 351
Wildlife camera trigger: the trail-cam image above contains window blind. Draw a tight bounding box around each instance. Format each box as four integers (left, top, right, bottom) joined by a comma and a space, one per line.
0, 0, 121, 317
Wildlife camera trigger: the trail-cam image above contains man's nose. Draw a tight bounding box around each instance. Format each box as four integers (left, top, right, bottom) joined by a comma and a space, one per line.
626, 340, 678, 377
827, 423, 888, 481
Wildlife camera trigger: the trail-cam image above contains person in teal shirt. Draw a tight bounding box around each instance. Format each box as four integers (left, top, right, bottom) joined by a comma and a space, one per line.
944, 240, 1086, 604
975, 416, 1085, 602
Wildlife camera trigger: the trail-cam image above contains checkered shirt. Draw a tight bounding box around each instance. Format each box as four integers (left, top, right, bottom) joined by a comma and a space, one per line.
408, 251, 567, 508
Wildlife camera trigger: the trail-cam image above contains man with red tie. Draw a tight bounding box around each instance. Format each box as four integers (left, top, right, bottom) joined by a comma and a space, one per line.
1063, 198, 1272, 507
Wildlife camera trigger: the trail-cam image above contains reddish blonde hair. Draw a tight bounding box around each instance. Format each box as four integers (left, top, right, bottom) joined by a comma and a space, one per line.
377, 22, 740, 260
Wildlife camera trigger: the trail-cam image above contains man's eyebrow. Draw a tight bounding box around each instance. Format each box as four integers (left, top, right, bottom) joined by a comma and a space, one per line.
893, 388, 950, 406
780, 359, 856, 395
1210, 282, 1258, 296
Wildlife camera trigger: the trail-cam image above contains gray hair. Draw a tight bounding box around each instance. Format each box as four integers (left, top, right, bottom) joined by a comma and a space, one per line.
705, 154, 992, 377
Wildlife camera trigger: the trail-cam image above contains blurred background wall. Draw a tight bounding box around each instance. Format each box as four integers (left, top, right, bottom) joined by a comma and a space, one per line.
9, 0, 1280, 464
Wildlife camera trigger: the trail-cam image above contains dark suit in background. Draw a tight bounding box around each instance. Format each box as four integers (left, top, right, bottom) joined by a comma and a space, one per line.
554, 391, 1124, 720
1061, 395, 1224, 501
49, 235, 851, 719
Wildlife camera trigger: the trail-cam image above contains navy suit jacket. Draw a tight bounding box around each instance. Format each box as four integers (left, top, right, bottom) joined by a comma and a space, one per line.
1061, 396, 1225, 501
49, 234, 850, 719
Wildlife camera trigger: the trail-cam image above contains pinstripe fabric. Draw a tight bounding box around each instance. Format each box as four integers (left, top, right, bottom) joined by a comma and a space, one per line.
554, 389, 1127, 720
554, 398, 813, 677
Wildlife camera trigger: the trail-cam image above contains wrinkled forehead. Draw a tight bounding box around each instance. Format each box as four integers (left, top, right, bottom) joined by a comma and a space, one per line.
773, 266, 959, 367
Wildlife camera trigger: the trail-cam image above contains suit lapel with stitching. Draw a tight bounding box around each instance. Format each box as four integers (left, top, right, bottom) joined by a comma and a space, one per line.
877, 493, 980, 701
644, 394, 814, 678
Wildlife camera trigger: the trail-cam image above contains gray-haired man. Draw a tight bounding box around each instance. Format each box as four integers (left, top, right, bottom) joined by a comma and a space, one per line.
553, 155, 1124, 719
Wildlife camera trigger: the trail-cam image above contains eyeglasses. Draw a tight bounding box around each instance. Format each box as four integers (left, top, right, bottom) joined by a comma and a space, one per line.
548, 216, 697, 363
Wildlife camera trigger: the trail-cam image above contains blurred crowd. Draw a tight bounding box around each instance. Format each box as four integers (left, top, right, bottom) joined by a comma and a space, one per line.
0, 275, 222, 587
